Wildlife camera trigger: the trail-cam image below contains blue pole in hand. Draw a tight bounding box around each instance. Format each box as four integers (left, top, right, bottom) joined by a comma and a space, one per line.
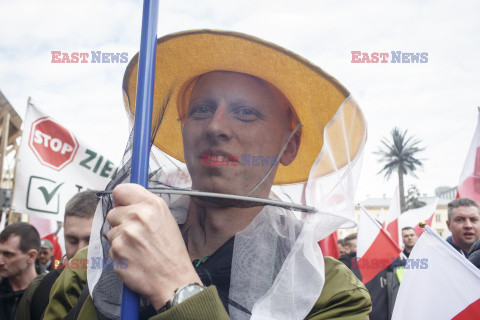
121, 0, 159, 319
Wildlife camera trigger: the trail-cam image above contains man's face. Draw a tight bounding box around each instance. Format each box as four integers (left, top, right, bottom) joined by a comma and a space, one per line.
338, 243, 346, 255
182, 71, 299, 198
0, 235, 36, 278
38, 247, 53, 265
402, 229, 418, 250
64, 216, 94, 260
344, 239, 357, 254
447, 205, 480, 252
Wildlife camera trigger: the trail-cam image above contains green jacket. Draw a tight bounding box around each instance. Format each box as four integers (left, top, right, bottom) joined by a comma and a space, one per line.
44, 247, 371, 319
13, 273, 46, 320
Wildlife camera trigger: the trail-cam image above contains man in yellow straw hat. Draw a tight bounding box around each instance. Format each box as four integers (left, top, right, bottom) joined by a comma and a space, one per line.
44, 30, 371, 320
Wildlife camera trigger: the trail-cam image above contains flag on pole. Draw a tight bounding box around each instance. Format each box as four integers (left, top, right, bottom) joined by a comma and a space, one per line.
318, 231, 340, 259
392, 226, 480, 320
457, 108, 480, 204
29, 215, 64, 261
385, 186, 401, 246
357, 206, 402, 283
398, 198, 437, 237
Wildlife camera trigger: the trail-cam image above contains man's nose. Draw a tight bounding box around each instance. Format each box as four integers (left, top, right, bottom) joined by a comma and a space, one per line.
205, 104, 233, 140
465, 219, 473, 229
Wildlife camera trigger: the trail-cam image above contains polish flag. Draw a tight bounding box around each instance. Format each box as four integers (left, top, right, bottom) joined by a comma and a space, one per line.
318, 231, 340, 259
30, 215, 64, 261
357, 206, 402, 283
384, 187, 401, 246
392, 226, 480, 320
398, 199, 437, 237
457, 108, 480, 204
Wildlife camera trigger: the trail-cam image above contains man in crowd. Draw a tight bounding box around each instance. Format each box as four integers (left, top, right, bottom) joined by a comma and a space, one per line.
36, 240, 54, 272
0, 223, 41, 320
446, 198, 480, 256
44, 30, 371, 319
338, 233, 362, 279
401, 227, 418, 258
391, 226, 418, 270
337, 238, 346, 255
14, 189, 99, 320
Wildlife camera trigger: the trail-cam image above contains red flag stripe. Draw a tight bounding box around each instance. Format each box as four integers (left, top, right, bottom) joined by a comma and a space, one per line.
357, 228, 401, 283
386, 219, 399, 247
318, 231, 340, 259
413, 213, 434, 237
452, 298, 480, 320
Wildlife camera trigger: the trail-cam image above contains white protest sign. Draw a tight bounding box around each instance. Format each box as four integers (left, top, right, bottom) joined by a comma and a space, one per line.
12, 103, 117, 221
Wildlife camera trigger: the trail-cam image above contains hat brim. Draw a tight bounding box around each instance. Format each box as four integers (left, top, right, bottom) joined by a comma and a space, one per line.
122, 29, 365, 185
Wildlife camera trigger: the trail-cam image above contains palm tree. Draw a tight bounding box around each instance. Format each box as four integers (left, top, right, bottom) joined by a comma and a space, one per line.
375, 127, 425, 212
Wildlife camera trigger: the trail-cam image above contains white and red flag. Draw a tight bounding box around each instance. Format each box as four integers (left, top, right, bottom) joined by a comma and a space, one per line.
392, 226, 480, 320
357, 206, 402, 283
384, 186, 401, 246
318, 230, 340, 259
398, 198, 437, 237
457, 108, 480, 204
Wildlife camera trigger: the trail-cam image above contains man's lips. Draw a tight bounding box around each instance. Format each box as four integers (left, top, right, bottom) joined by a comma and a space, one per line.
199, 150, 239, 163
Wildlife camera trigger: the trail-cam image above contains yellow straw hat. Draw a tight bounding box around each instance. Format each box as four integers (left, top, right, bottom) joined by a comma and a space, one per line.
122, 29, 366, 185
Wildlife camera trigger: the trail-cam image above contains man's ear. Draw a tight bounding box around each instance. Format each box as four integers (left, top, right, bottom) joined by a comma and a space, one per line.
27, 249, 37, 263
446, 219, 451, 231
280, 130, 301, 166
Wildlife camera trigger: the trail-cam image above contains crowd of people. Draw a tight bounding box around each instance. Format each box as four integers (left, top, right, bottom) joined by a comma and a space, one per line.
336, 198, 480, 319
0, 29, 479, 320
0, 190, 98, 320
2, 194, 478, 320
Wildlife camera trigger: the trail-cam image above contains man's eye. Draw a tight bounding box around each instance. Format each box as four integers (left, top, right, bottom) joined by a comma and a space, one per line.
188, 106, 213, 119
232, 107, 261, 121
193, 106, 209, 114
238, 109, 254, 115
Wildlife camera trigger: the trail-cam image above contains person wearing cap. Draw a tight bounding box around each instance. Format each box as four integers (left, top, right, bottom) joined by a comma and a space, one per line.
37, 240, 54, 272
0, 223, 41, 320
44, 30, 371, 320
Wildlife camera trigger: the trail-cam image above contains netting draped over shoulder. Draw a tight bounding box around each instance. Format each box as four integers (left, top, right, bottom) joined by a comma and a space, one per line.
87, 29, 367, 320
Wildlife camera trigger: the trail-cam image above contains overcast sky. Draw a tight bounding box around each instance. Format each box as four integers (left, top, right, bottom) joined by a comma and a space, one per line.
1, 0, 479, 201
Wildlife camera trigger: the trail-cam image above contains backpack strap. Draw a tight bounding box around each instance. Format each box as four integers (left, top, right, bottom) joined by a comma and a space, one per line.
63, 283, 91, 320
30, 269, 62, 320
63, 283, 112, 320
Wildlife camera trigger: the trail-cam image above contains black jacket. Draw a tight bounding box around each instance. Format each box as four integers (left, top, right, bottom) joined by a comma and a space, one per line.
468, 239, 480, 268
0, 278, 25, 320
446, 236, 468, 256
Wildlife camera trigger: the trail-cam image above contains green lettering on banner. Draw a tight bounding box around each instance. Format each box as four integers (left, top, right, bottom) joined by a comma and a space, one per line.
79, 149, 96, 169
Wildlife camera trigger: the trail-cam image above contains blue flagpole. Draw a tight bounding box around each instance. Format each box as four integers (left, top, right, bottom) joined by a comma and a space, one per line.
121, 0, 159, 319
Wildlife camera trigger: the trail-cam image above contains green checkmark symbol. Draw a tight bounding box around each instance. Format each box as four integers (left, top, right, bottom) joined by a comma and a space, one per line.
38, 183, 64, 204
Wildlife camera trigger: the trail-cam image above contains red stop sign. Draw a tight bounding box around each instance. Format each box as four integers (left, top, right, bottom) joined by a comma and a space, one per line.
28, 117, 79, 171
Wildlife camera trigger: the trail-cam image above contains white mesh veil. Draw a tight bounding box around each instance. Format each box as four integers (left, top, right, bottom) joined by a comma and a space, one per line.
87, 30, 367, 320
87, 94, 366, 320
